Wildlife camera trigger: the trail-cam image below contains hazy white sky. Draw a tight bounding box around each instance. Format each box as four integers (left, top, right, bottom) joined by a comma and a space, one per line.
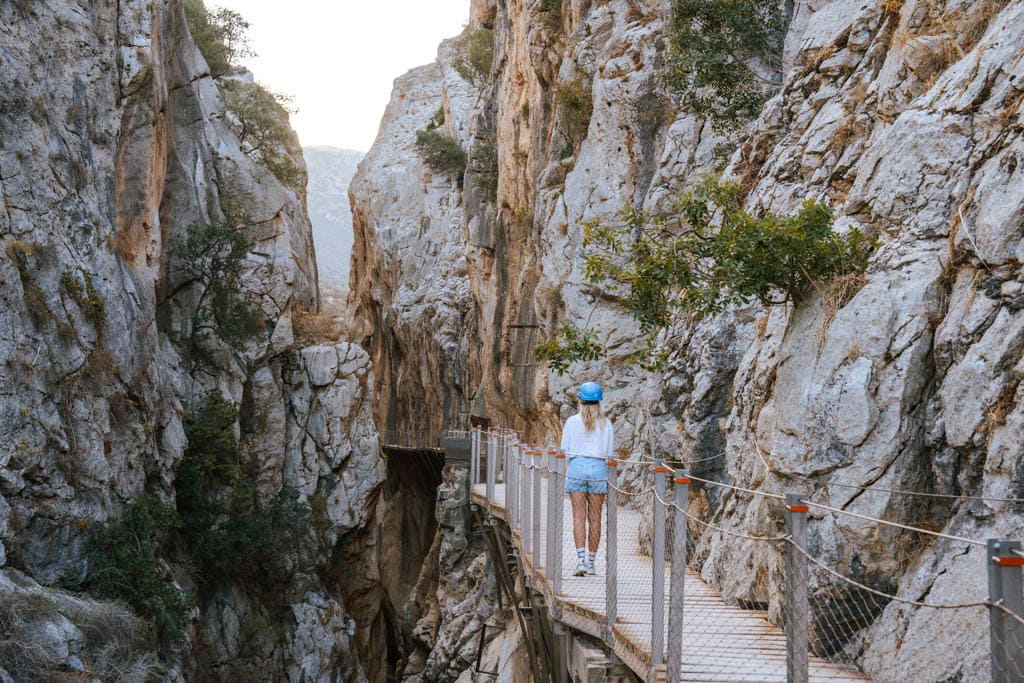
214, 0, 469, 152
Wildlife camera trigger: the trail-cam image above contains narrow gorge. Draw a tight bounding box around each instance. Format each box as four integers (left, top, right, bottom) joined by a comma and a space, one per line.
1, 0, 1023, 682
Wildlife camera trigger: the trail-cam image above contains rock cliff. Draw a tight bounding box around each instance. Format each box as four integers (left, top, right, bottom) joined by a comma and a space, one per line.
1, 1, 382, 679
350, 0, 1024, 680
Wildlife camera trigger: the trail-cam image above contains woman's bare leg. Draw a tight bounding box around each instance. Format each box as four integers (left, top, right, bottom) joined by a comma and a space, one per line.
570, 492, 588, 549
586, 493, 605, 552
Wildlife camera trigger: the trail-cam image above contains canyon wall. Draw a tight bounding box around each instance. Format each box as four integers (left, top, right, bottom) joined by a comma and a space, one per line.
350, 0, 1024, 680
0, 1, 384, 679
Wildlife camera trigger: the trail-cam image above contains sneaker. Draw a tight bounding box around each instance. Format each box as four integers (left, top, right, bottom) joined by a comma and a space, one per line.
587, 559, 596, 575
574, 560, 587, 577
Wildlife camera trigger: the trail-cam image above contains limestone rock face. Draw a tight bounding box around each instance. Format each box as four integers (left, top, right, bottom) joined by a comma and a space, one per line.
193, 341, 382, 680
351, 0, 1024, 680
0, 0, 380, 679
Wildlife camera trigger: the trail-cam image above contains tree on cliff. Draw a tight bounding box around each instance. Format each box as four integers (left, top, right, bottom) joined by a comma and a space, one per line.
183, 0, 252, 78
535, 178, 873, 372
663, 0, 787, 131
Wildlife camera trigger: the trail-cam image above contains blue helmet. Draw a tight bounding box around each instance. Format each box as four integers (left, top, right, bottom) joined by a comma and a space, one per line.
577, 381, 603, 402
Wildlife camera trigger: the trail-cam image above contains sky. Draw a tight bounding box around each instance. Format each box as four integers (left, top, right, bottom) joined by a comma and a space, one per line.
213, 0, 469, 153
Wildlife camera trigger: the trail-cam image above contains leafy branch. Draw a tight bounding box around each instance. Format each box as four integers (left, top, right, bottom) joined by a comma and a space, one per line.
170, 209, 265, 369
533, 321, 602, 375
537, 177, 874, 371
663, 0, 787, 131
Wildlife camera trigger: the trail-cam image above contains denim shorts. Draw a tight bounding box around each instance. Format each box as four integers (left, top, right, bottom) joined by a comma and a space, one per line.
565, 456, 608, 494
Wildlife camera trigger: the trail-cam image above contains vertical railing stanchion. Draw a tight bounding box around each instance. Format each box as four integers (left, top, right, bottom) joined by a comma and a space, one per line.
496, 431, 504, 488
990, 540, 1008, 683
519, 445, 527, 536
470, 428, 479, 487
651, 459, 668, 674
546, 449, 558, 581
532, 449, 542, 567
509, 440, 519, 528
512, 440, 520, 532
785, 493, 809, 683
522, 449, 533, 557
605, 459, 618, 643
486, 431, 497, 504
989, 539, 1024, 682
552, 450, 566, 599
667, 470, 690, 683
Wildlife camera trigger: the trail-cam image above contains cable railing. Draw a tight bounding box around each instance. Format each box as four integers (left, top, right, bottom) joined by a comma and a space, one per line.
467, 427, 1024, 683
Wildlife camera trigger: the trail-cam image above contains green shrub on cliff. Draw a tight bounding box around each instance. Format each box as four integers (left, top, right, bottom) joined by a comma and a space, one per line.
183, 0, 252, 78
556, 79, 593, 136
452, 24, 494, 84
85, 497, 191, 644
663, 0, 785, 131
172, 214, 264, 365
533, 321, 602, 375
536, 177, 874, 371
539, 0, 563, 30
415, 128, 467, 179
220, 81, 303, 188
177, 392, 309, 589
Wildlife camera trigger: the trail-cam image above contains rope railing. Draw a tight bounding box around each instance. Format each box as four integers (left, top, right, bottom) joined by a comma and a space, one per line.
464, 428, 1024, 683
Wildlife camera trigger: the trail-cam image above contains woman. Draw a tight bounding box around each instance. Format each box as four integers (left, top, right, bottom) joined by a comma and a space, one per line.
561, 381, 614, 576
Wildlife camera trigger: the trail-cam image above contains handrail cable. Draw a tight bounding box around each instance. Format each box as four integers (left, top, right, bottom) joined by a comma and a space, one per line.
799, 498, 987, 547
681, 471, 786, 501
651, 489, 788, 542
790, 541, 992, 610
790, 473, 1024, 504
494, 434, 992, 544
753, 440, 1024, 504
475, 429, 1024, 503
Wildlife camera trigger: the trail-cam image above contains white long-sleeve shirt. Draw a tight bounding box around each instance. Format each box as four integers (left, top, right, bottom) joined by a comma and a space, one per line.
560, 414, 614, 460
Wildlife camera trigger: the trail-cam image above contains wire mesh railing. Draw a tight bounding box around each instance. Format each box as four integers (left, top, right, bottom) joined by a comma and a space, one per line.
466, 428, 1024, 682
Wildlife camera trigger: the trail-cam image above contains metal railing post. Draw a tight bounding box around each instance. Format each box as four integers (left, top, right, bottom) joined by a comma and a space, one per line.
605, 459, 618, 643
522, 449, 533, 556
546, 449, 558, 581
989, 539, 1024, 682
470, 428, 479, 486
785, 493, 810, 683
509, 440, 519, 528
519, 445, 527, 536
552, 450, 566, 599
667, 470, 690, 683
486, 432, 497, 503
651, 459, 668, 672
497, 431, 504, 486
532, 449, 542, 566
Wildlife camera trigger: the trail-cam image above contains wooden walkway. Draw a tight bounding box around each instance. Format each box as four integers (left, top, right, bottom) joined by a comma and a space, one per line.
472, 481, 869, 682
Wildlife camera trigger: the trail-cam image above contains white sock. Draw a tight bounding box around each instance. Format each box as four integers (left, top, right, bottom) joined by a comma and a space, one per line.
576, 548, 586, 563
587, 550, 596, 565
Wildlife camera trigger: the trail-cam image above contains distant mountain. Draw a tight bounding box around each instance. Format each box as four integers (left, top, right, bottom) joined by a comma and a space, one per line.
304, 146, 363, 307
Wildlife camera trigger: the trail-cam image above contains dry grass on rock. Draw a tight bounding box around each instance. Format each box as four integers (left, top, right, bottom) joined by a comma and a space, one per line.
292, 306, 344, 347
